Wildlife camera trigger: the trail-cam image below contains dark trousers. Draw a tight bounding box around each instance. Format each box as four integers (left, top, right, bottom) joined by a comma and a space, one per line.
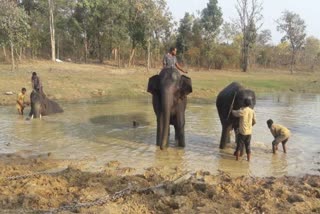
236, 134, 251, 154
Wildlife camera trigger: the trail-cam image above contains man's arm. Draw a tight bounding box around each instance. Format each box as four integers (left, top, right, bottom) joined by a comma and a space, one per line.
232, 109, 243, 117
252, 111, 256, 126
175, 62, 188, 73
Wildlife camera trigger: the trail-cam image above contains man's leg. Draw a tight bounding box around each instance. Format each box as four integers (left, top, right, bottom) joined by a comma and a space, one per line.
235, 139, 241, 160
282, 138, 288, 153
17, 106, 22, 115
236, 134, 246, 161
272, 141, 277, 154
245, 135, 251, 161
272, 137, 282, 154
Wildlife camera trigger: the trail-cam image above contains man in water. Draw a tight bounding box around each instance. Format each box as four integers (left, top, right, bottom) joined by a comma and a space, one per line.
267, 119, 291, 154
232, 98, 256, 161
16, 88, 29, 115
163, 47, 188, 74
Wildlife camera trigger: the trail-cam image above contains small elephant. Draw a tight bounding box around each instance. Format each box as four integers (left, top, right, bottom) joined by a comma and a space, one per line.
147, 68, 192, 149
216, 82, 256, 149
29, 90, 63, 118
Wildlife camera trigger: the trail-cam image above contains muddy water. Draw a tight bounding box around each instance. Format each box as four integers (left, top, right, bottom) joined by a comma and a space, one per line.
0, 94, 319, 177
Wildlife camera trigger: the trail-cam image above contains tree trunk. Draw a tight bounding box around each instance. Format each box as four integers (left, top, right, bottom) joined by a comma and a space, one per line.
118, 46, 121, 68
290, 51, 295, 74
241, 40, 249, 72
48, 0, 56, 62
84, 40, 88, 63
98, 35, 103, 63
147, 38, 151, 72
3, 46, 7, 60
57, 37, 60, 60
129, 48, 135, 67
10, 41, 15, 72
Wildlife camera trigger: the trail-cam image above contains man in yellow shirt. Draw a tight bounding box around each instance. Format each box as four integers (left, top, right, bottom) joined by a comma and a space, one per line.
267, 119, 290, 154
232, 98, 256, 161
16, 88, 29, 115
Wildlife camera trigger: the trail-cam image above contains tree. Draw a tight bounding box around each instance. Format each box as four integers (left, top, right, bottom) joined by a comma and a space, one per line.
303, 36, 320, 71
219, 22, 239, 44
235, 0, 263, 72
201, 0, 223, 37
48, 0, 56, 61
257, 29, 271, 46
277, 11, 306, 73
176, 13, 194, 62
0, 0, 30, 71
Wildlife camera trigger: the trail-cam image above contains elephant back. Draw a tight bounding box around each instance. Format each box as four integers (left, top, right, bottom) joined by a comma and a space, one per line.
216, 82, 244, 108
42, 98, 64, 115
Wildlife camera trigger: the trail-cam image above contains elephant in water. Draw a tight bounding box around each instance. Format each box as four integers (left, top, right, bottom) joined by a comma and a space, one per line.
28, 90, 63, 119
147, 68, 192, 149
216, 82, 256, 149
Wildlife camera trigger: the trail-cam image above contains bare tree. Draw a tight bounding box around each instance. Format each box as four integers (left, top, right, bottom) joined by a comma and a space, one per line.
235, 0, 263, 72
48, 0, 56, 62
277, 11, 306, 74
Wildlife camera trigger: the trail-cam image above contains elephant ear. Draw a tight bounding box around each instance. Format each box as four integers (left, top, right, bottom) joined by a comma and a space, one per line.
180, 75, 192, 97
147, 75, 160, 95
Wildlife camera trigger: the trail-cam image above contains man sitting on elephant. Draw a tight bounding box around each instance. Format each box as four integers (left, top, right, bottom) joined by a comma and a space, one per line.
163, 47, 188, 74
232, 98, 256, 161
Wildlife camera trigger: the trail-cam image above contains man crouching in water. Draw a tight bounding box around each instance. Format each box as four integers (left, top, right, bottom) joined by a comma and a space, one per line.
267, 119, 291, 154
232, 98, 256, 161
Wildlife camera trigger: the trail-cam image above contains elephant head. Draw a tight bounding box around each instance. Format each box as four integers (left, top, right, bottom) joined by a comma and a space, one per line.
147, 68, 192, 149
216, 82, 256, 149
29, 90, 63, 119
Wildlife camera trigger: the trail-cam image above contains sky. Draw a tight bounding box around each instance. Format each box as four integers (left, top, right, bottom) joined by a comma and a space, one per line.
166, 0, 320, 44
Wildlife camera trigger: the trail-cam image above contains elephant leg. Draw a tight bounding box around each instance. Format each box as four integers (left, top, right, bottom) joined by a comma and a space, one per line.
156, 115, 162, 146
220, 124, 232, 149
175, 110, 186, 147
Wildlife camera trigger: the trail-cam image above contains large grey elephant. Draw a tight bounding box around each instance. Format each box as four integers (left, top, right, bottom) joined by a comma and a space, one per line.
29, 90, 63, 118
216, 82, 256, 149
147, 68, 192, 149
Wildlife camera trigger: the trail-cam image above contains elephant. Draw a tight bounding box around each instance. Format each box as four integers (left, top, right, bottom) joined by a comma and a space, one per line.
147, 68, 192, 149
28, 90, 63, 118
216, 82, 256, 149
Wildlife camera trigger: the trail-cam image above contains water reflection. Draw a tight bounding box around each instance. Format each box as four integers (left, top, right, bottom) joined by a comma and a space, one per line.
0, 94, 319, 177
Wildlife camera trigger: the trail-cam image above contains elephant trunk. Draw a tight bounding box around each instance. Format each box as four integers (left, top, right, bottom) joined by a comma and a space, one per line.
30, 101, 41, 118
160, 88, 173, 149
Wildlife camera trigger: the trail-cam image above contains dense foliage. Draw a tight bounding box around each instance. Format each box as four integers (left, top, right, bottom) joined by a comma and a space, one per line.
0, 0, 319, 72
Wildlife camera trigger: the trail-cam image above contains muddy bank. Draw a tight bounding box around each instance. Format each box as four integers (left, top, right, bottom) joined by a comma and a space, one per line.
0, 153, 319, 213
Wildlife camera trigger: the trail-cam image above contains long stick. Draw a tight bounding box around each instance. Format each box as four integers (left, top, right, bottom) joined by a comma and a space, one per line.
226, 92, 237, 120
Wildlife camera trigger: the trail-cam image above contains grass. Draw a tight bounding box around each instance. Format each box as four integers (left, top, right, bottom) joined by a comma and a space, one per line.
0, 60, 319, 105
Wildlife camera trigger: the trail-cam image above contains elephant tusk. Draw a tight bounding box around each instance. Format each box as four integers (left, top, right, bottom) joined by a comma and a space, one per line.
226, 92, 237, 120
40, 114, 42, 120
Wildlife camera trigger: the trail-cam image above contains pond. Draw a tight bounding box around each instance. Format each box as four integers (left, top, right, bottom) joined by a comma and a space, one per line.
0, 94, 319, 177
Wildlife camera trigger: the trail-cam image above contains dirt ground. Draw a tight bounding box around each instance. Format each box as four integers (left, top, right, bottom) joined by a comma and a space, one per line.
0, 153, 319, 214
1, 61, 320, 213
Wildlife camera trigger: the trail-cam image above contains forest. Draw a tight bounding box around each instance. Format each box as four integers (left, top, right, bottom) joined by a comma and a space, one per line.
0, 0, 319, 73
